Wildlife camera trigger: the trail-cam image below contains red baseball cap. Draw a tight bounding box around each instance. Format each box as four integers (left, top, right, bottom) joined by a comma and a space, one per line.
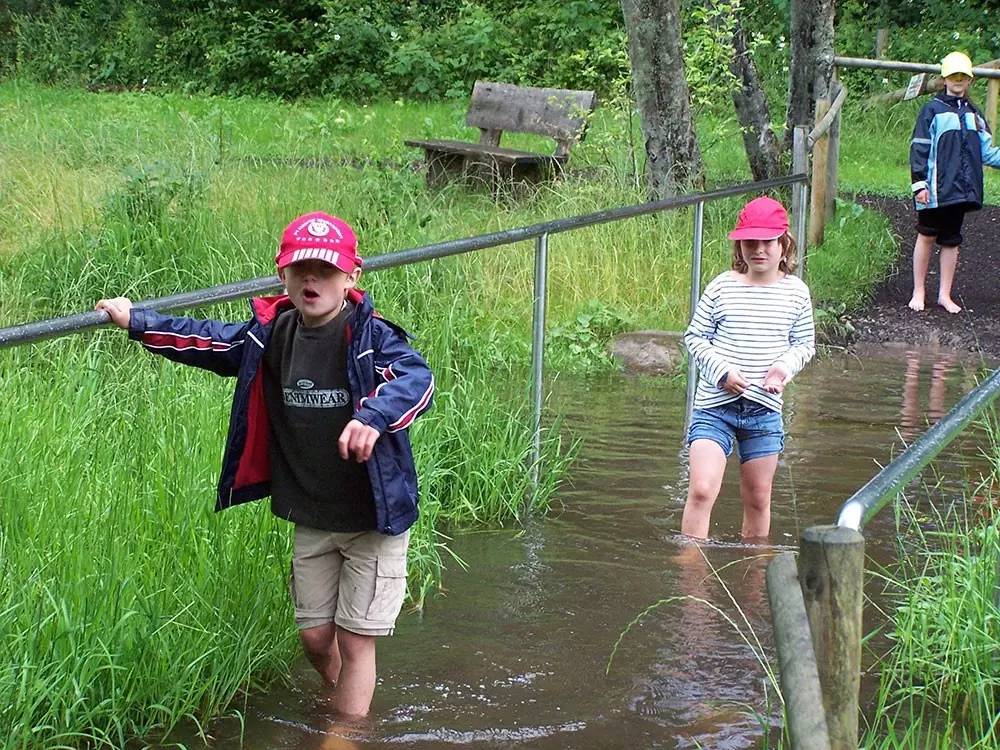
275, 212, 362, 272
727, 197, 789, 241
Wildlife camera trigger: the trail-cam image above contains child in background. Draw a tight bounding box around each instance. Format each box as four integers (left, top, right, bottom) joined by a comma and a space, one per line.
96, 212, 434, 719
908, 51, 1000, 313
681, 197, 815, 540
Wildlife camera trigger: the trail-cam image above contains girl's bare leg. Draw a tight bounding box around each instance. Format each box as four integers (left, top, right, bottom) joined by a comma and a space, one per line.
682, 439, 728, 539
739, 454, 779, 539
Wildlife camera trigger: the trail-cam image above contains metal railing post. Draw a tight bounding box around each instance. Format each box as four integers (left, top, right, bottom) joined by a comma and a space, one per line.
798, 525, 865, 750
792, 127, 809, 276
530, 232, 549, 491
685, 201, 705, 429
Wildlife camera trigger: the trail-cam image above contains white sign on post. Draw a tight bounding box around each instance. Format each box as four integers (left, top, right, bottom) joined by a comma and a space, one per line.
903, 73, 927, 101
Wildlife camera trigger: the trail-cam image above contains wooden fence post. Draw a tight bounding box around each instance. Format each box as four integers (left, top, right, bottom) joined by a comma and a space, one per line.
798, 525, 865, 750
767, 553, 833, 750
987, 78, 999, 147
875, 28, 889, 59
792, 126, 809, 275
808, 97, 831, 248
825, 80, 842, 223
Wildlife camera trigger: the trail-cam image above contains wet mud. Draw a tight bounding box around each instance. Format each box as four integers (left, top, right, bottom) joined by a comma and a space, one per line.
852, 195, 1000, 358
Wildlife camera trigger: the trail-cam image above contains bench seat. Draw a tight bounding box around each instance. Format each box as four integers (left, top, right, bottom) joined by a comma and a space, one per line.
403, 138, 566, 166
404, 81, 596, 193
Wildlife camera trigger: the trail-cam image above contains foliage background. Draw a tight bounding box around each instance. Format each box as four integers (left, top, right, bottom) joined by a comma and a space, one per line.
3, 0, 1000, 103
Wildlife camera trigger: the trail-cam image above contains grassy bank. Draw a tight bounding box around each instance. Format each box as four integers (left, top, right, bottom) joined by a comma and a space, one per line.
858, 408, 1000, 749
0, 79, 905, 747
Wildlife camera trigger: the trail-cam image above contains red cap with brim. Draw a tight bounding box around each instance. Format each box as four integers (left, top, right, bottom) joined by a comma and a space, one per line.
276, 212, 362, 273
727, 197, 789, 241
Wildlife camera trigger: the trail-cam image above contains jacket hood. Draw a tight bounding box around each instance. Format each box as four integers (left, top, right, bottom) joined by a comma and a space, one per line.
251, 294, 294, 325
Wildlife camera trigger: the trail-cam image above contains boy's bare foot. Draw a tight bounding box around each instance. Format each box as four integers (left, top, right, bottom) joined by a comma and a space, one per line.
938, 297, 962, 314
907, 293, 925, 311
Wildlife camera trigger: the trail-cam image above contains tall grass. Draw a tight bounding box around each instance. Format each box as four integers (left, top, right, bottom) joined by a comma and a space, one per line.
861, 411, 1000, 749
0, 79, 904, 747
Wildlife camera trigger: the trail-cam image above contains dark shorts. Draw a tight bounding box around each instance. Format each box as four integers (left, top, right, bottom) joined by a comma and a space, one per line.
686, 398, 785, 463
916, 203, 970, 247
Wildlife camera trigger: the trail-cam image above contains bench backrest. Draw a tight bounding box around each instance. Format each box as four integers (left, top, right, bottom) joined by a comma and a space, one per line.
465, 81, 597, 158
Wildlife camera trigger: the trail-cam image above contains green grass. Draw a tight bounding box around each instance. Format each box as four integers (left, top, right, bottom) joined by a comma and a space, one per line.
861, 483, 1000, 748
0, 78, 917, 747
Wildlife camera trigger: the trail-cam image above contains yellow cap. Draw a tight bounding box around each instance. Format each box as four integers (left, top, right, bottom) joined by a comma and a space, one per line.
941, 51, 973, 78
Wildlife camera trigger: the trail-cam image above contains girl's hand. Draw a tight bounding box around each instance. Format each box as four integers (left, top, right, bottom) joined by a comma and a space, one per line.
722, 369, 749, 395
338, 419, 380, 462
914, 189, 929, 205
763, 364, 790, 393
95, 297, 133, 329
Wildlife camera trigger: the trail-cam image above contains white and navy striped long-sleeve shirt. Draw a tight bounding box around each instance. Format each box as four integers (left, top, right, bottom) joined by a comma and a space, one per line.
684, 271, 815, 412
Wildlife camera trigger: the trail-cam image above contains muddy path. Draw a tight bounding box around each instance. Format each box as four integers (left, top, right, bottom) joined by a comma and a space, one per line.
850, 195, 1000, 357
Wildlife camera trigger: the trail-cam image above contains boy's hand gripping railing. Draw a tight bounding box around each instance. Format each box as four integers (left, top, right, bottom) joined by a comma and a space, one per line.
767, 365, 1000, 749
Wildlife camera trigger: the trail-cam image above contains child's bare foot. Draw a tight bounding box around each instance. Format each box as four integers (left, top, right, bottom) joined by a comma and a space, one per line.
907, 292, 925, 311
938, 297, 962, 314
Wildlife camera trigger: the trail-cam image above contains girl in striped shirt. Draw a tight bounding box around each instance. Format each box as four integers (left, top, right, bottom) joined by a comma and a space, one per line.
681, 197, 815, 540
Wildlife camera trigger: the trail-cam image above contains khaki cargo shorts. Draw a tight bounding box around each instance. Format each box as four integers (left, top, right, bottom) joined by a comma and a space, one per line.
290, 525, 410, 636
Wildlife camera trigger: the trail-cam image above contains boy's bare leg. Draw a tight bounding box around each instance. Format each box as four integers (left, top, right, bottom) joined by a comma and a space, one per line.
332, 629, 377, 717
682, 439, 727, 539
738, 454, 779, 539
937, 245, 962, 313
300, 624, 342, 686
908, 233, 935, 311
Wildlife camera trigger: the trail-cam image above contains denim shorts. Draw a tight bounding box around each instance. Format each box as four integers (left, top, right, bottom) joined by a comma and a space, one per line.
686, 398, 785, 463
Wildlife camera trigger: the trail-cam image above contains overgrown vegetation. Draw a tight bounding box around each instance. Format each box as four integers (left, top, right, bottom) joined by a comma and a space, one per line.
3, 0, 1000, 741
3, 0, 998, 103
861, 417, 1000, 748
0, 76, 909, 746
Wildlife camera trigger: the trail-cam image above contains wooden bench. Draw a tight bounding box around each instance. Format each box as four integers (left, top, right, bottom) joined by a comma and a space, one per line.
405, 81, 597, 190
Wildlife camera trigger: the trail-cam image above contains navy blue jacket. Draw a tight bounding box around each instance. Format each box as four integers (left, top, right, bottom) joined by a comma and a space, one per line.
910, 92, 1000, 210
128, 288, 434, 535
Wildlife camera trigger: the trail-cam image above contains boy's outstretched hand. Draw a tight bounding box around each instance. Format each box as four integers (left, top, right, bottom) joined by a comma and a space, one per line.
339, 419, 380, 462
763, 364, 790, 394
95, 297, 133, 329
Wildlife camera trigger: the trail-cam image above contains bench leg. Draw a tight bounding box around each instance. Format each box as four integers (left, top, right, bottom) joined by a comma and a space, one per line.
425, 151, 465, 187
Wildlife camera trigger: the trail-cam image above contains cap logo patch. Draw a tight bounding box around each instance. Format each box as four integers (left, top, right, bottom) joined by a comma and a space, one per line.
297, 378, 315, 390
306, 219, 331, 237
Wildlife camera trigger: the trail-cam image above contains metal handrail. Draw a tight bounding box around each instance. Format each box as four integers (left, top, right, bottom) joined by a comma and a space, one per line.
0, 173, 807, 480
837, 366, 1000, 530
0, 173, 805, 350
834, 55, 1000, 80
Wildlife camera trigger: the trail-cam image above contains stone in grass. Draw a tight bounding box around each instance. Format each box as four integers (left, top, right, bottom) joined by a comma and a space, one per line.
610, 331, 684, 375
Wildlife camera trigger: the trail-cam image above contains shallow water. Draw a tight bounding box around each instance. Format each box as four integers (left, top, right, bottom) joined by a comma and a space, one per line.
162, 344, 993, 750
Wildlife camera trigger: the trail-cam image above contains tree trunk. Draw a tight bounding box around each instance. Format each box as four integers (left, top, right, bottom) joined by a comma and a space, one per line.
621, 0, 704, 200
730, 23, 783, 180
786, 0, 835, 145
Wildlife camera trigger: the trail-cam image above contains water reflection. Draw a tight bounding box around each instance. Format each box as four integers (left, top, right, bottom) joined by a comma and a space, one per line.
899, 347, 957, 442
158, 347, 987, 749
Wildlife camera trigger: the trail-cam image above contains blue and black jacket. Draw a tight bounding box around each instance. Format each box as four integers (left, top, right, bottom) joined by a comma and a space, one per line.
910, 91, 1000, 210
128, 288, 434, 535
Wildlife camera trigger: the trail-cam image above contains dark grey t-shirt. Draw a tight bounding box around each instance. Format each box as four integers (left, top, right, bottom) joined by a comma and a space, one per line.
262, 304, 376, 531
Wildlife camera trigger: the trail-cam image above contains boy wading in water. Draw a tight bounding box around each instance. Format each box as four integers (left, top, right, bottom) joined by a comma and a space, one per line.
908, 50, 1000, 313
681, 197, 815, 540
97, 212, 434, 718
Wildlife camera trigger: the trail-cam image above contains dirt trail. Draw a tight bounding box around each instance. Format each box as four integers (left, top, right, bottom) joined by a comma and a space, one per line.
850, 195, 1000, 358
